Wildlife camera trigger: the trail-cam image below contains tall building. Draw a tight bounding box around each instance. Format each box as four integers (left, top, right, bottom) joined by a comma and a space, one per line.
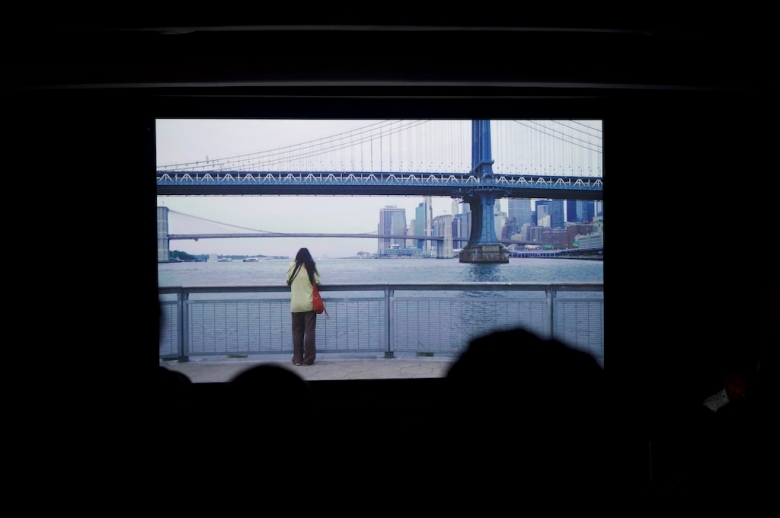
507, 198, 532, 227
550, 199, 565, 229
378, 205, 407, 251
453, 213, 467, 248
566, 200, 578, 223
528, 226, 545, 243
450, 199, 462, 248
461, 200, 472, 244
412, 197, 435, 250
583, 201, 595, 222
414, 201, 426, 249
535, 199, 564, 229
535, 200, 551, 227
432, 214, 454, 258
567, 200, 596, 223
494, 203, 507, 243
424, 196, 433, 252
503, 216, 520, 240
519, 222, 531, 241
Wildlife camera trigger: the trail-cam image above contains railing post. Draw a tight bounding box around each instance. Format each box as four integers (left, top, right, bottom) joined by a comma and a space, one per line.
547, 286, 557, 340
178, 289, 189, 362
385, 285, 394, 358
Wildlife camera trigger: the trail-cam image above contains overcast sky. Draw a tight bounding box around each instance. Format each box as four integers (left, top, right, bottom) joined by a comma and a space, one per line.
156, 119, 600, 258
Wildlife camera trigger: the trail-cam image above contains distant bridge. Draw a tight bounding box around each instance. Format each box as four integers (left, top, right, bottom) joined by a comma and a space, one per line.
167, 232, 535, 246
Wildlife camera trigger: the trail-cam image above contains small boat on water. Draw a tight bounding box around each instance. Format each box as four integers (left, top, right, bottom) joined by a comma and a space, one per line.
243, 257, 259, 262
217, 258, 232, 262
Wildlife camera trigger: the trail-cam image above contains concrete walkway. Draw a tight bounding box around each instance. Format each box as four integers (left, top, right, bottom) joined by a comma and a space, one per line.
162, 353, 457, 383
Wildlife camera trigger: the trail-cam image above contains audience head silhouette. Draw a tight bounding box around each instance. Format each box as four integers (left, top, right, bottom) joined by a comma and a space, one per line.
227, 363, 315, 428
230, 364, 314, 407
443, 327, 608, 500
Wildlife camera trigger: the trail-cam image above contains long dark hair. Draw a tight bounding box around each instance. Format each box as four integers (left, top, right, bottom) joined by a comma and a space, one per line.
294, 247, 318, 285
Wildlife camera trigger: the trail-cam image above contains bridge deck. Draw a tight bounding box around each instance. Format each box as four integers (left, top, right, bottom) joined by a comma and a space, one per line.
156, 171, 603, 199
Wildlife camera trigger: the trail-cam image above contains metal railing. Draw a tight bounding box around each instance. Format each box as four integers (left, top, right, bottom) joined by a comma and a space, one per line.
159, 282, 604, 365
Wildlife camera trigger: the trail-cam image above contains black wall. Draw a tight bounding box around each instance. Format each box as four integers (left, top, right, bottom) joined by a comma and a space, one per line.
9, 22, 770, 496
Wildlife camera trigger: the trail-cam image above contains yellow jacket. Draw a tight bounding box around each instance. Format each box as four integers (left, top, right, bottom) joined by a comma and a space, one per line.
286, 262, 321, 313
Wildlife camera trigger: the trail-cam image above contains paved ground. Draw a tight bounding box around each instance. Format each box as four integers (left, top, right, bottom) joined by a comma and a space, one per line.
162, 353, 458, 382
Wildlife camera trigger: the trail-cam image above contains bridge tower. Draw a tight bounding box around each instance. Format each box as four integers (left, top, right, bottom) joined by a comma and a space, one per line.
433, 214, 454, 258
157, 206, 170, 262
459, 120, 510, 263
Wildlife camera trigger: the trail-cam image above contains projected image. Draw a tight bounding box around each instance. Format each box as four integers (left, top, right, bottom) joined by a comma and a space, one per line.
156, 120, 604, 380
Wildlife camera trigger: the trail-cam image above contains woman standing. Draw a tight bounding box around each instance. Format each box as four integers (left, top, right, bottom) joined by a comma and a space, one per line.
286, 247, 321, 366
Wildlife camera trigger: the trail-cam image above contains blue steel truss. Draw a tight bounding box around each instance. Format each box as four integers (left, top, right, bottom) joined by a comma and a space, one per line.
156, 170, 603, 200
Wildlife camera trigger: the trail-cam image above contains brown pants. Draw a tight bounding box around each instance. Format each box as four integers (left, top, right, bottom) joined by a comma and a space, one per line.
291, 311, 317, 365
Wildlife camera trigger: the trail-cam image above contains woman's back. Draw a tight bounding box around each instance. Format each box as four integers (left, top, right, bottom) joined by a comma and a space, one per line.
287, 261, 320, 312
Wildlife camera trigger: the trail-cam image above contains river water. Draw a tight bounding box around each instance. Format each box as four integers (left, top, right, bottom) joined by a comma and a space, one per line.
158, 256, 603, 287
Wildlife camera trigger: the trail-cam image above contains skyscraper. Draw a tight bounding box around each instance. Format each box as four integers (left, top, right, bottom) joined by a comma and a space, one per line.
432, 214, 454, 258
583, 201, 596, 222
462, 201, 472, 243
535, 200, 551, 227
415, 201, 426, 249
503, 217, 520, 240
451, 199, 460, 216
535, 199, 564, 229
378, 205, 407, 250
566, 200, 579, 223
566, 200, 596, 223
549, 199, 565, 229
494, 202, 507, 242
424, 196, 433, 252
507, 198, 532, 228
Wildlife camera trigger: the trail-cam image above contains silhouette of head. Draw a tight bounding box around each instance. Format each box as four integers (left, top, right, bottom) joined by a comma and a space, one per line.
443, 327, 608, 496
230, 364, 314, 410
446, 327, 605, 411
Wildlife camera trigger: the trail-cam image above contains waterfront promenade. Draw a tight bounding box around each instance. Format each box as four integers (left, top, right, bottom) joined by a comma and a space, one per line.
162, 352, 456, 382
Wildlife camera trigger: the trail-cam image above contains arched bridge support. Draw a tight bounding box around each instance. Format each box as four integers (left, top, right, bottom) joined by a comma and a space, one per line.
434, 214, 454, 259
459, 120, 509, 264
459, 193, 509, 263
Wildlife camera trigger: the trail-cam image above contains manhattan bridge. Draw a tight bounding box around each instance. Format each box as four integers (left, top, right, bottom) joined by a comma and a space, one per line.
157, 119, 603, 263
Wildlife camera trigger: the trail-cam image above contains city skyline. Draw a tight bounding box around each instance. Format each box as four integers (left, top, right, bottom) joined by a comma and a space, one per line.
160, 195, 505, 258
160, 196, 596, 258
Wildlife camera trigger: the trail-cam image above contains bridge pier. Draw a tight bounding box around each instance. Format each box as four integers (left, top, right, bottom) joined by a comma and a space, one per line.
458, 193, 509, 263
434, 215, 454, 258
459, 120, 509, 264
